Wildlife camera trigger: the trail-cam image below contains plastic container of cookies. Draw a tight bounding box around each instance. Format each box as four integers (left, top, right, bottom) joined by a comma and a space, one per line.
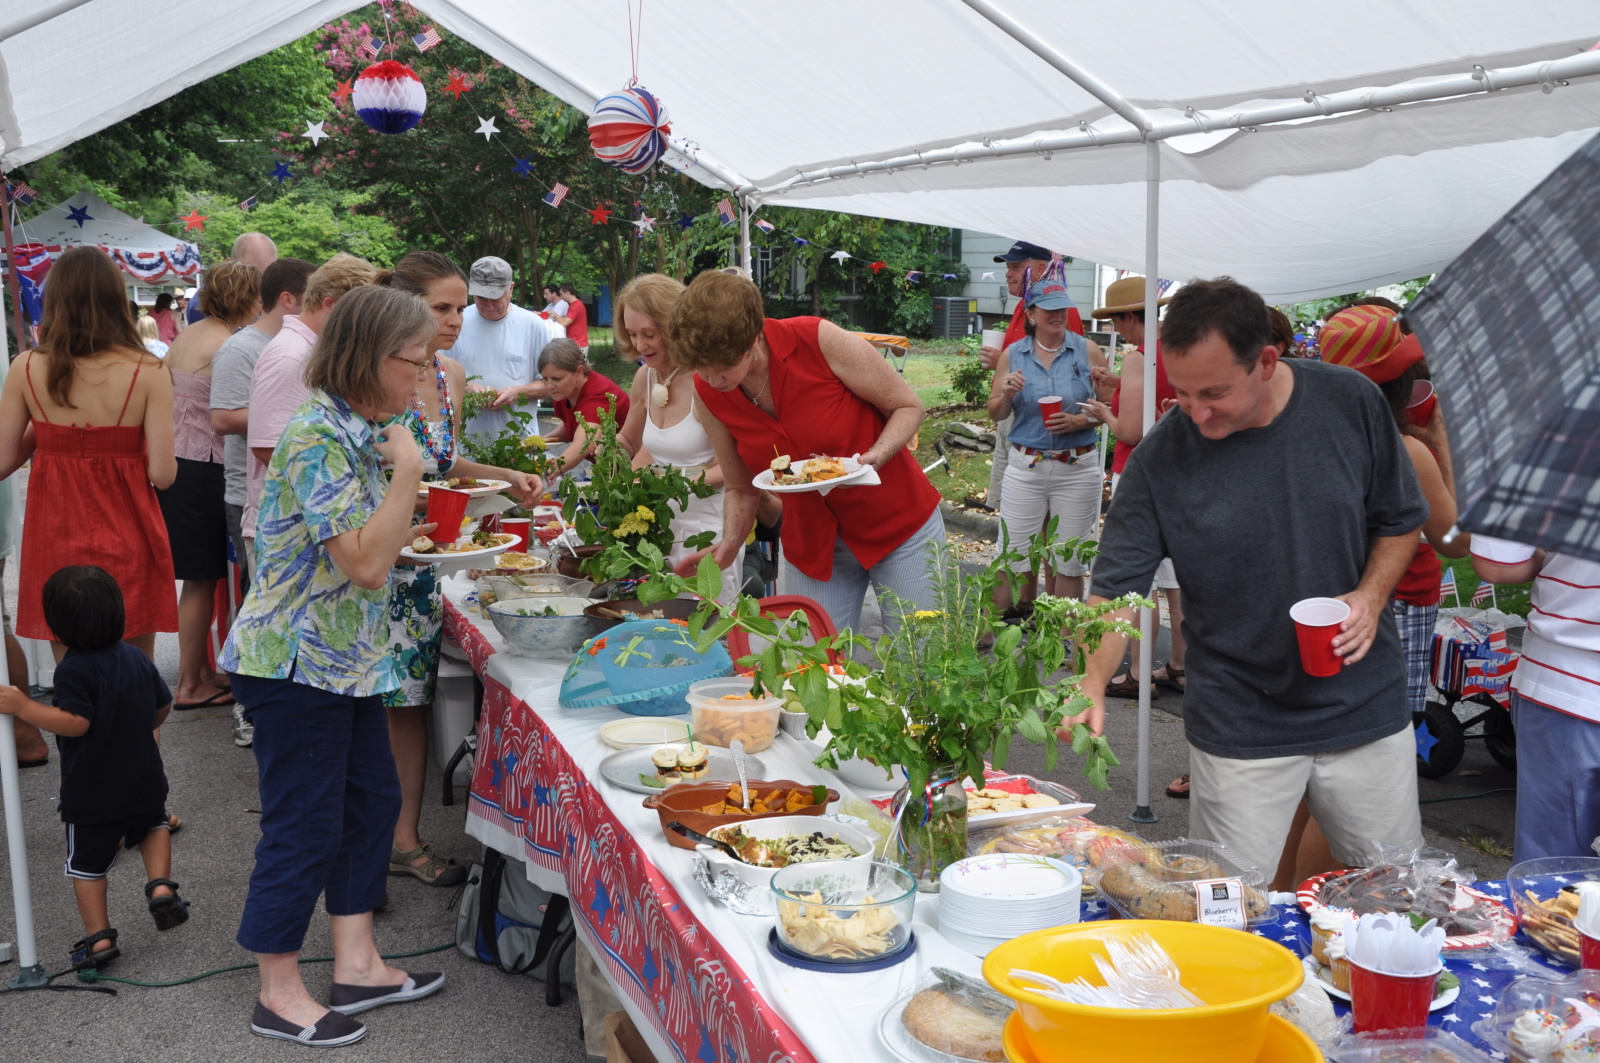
1089, 838, 1279, 928
1328, 1028, 1498, 1063
686, 677, 785, 753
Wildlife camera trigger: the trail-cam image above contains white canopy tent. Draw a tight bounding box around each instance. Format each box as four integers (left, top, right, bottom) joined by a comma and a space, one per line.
3, 0, 1600, 984
12, 192, 201, 284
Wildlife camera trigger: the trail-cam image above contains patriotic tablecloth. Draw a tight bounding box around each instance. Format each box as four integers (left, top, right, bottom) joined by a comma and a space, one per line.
443, 578, 1563, 1062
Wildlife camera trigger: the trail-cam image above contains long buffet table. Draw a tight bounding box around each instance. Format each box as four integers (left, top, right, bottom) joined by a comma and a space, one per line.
440, 575, 1563, 1062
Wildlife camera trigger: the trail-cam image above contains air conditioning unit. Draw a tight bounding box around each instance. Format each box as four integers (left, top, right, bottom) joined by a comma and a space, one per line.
932, 296, 971, 339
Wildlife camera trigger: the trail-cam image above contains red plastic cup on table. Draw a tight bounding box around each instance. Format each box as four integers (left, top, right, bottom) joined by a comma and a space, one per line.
501, 517, 532, 553
1290, 597, 1350, 677
425, 487, 471, 545
1405, 380, 1437, 427
1349, 958, 1440, 1033
1038, 395, 1064, 422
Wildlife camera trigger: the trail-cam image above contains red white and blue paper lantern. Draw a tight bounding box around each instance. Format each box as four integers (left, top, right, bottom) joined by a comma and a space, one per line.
352, 61, 427, 135
587, 84, 672, 174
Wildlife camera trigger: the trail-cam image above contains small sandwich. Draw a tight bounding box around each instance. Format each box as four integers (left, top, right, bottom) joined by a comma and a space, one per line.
410, 535, 437, 554
676, 743, 710, 780
650, 747, 683, 784
770, 454, 792, 477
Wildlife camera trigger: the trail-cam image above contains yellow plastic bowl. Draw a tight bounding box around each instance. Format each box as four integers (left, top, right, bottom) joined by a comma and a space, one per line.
1002, 1012, 1321, 1063
982, 921, 1306, 1063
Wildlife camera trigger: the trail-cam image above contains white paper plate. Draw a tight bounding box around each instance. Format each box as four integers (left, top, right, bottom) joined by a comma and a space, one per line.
941, 855, 1081, 901
753, 457, 875, 495
1300, 955, 1459, 1011
598, 744, 770, 796
418, 478, 512, 497
401, 532, 518, 563
598, 718, 693, 750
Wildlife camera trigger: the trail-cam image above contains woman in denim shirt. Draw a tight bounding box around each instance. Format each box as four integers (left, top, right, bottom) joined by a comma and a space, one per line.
221, 286, 447, 1047
987, 277, 1107, 610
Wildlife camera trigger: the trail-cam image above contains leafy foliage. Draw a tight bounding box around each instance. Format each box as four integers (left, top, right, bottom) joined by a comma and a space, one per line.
945, 352, 992, 406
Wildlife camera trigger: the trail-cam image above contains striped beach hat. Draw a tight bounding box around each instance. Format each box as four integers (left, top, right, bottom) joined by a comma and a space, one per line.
1317, 305, 1422, 382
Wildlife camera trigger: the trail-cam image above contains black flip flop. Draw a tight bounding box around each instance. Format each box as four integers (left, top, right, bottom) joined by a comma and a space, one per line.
1165, 774, 1191, 799
173, 690, 234, 710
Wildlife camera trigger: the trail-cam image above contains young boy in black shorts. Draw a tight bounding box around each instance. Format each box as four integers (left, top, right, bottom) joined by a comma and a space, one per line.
0, 566, 187, 969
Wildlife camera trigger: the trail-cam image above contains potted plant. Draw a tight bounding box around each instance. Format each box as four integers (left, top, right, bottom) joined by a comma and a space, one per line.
552, 406, 716, 587
631, 526, 1149, 890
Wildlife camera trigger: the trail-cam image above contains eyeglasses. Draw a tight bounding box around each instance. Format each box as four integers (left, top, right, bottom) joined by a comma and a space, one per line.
389, 354, 431, 375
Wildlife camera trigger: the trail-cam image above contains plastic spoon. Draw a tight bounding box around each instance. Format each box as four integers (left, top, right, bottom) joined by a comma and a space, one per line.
730, 738, 751, 811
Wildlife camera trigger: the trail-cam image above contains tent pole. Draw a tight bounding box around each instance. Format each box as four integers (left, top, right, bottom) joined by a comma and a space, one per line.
1130, 139, 1161, 826
737, 194, 753, 275
0, 643, 44, 986
1, 182, 29, 356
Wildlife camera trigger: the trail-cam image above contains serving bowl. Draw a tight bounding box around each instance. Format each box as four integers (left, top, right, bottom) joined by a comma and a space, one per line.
1508, 855, 1600, 966
485, 596, 600, 657
982, 921, 1305, 1063
642, 778, 838, 850
698, 815, 878, 892
771, 859, 917, 963
584, 597, 702, 629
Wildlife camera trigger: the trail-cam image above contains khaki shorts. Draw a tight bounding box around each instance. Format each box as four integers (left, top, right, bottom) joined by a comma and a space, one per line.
1188, 727, 1422, 882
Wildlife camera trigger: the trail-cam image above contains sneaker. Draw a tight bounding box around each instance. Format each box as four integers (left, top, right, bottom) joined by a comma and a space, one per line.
232, 703, 254, 748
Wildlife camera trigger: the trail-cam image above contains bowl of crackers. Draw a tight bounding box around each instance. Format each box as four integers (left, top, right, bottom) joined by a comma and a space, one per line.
1509, 855, 1600, 967
643, 779, 839, 850
771, 858, 917, 964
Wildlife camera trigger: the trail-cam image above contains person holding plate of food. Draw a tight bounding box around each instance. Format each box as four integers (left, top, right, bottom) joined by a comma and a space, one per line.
669, 269, 942, 633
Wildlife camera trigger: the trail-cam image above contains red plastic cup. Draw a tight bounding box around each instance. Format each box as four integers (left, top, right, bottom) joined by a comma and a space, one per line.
1038, 395, 1064, 421
425, 487, 470, 545
1405, 380, 1437, 427
1581, 929, 1600, 969
1349, 958, 1439, 1033
1290, 597, 1350, 677
501, 517, 532, 553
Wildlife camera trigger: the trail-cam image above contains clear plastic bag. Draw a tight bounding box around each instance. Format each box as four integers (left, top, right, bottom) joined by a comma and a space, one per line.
1317, 845, 1499, 938
1328, 1028, 1499, 1062
1086, 837, 1276, 926
1270, 976, 1348, 1050
878, 967, 1015, 1062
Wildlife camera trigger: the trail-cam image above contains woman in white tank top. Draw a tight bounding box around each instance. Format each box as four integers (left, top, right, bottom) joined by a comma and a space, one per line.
615, 275, 745, 604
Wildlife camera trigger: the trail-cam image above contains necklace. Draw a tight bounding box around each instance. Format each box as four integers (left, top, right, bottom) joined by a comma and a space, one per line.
409, 355, 455, 466
738, 347, 771, 407
1035, 338, 1063, 354
651, 366, 681, 408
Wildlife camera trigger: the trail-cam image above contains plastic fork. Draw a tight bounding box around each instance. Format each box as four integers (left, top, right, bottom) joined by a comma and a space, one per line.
1091, 955, 1194, 1009
1009, 969, 1130, 1008
1105, 934, 1206, 1006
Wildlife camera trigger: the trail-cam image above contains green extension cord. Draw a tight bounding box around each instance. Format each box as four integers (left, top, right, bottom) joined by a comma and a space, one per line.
73, 941, 455, 988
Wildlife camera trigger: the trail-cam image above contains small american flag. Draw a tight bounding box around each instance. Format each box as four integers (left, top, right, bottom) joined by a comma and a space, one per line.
239, 196, 259, 211
1439, 567, 1458, 599
1156, 277, 1174, 295
357, 37, 385, 60
1471, 580, 1495, 607
752, 218, 774, 233
413, 28, 442, 51
6, 182, 36, 205
543, 183, 569, 208
905, 270, 922, 282
716, 198, 735, 225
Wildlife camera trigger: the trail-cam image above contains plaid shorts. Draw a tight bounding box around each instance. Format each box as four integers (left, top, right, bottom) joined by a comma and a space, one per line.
1388, 599, 1439, 716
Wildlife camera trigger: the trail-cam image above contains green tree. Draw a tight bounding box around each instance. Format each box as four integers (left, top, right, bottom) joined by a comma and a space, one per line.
183, 184, 406, 267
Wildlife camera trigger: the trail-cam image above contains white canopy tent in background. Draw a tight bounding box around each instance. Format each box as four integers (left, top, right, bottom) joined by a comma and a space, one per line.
2, 0, 1599, 986
12, 192, 201, 284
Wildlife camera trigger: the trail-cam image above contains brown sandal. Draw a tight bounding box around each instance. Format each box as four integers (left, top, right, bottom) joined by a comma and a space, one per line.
388, 842, 467, 887
1165, 774, 1191, 799
1152, 663, 1186, 693
1106, 673, 1158, 699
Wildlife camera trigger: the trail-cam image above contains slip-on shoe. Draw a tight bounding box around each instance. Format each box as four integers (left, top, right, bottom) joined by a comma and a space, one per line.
328, 971, 445, 1015
250, 1002, 366, 1047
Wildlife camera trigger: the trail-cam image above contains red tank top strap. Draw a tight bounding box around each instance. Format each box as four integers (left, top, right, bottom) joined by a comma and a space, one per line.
116, 357, 143, 426
22, 352, 51, 424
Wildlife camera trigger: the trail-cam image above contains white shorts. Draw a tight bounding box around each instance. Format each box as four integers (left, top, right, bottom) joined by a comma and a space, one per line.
1187, 727, 1422, 882
998, 448, 1102, 577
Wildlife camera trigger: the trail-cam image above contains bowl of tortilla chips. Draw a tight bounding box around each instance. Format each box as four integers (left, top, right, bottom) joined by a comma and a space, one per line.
770, 859, 917, 963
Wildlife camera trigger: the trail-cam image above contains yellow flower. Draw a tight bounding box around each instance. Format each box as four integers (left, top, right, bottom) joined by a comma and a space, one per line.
633, 505, 656, 524
521, 435, 547, 451
912, 610, 942, 620
613, 508, 654, 538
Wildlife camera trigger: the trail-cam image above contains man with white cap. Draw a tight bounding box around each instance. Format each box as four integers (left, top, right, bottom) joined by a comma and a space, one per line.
455, 256, 554, 440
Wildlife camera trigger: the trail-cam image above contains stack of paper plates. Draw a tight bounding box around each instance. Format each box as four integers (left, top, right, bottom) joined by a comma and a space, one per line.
937, 853, 1082, 956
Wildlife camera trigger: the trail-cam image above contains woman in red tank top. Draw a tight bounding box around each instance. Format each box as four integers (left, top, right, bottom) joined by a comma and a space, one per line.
669, 270, 943, 633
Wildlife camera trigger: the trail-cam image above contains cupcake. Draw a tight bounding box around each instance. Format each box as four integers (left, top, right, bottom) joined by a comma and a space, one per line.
1324, 934, 1351, 993
1561, 1036, 1600, 1063
1310, 910, 1344, 966
1507, 1009, 1564, 1062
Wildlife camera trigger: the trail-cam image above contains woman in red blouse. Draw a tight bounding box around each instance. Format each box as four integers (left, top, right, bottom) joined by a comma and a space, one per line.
668, 270, 943, 633
538, 339, 630, 478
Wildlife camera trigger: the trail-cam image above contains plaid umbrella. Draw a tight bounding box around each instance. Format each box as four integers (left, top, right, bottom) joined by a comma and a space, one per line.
1406, 130, 1600, 564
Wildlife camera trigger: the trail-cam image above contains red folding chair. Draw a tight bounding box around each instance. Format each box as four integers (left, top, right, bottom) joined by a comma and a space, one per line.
726, 595, 841, 669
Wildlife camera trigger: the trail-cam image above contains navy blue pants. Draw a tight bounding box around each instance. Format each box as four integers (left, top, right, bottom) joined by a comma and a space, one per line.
232, 673, 400, 955
1513, 692, 1600, 863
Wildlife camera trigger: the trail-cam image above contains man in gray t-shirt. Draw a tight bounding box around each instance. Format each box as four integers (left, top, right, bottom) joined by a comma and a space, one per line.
1070, 278, 1429, 879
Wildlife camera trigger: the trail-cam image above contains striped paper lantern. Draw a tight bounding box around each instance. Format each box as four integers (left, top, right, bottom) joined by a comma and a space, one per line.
352, 61, 427, 135
587, 85, 672, 174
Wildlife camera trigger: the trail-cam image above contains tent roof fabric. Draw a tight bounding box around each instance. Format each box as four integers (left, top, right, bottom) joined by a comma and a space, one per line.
12, 193, 202, 281
2, 1, 1597, 299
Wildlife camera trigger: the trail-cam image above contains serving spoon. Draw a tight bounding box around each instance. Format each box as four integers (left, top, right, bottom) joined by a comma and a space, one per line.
666, 821, 747, 863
